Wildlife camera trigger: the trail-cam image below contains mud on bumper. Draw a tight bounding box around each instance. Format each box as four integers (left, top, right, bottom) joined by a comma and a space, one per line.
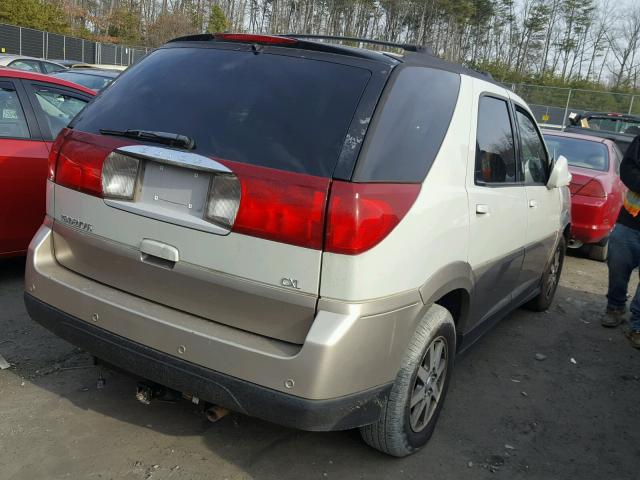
25, 293, 391, 431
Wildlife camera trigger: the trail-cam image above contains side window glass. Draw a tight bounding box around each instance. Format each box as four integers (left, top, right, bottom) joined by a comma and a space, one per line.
42, 62, 65, 74
9, 60, 41, 73
515, 108, 549, 185
354, 67, 461, 182
32, 86, 87, 140
475, 96, 517, 184
0, 83, 30, 139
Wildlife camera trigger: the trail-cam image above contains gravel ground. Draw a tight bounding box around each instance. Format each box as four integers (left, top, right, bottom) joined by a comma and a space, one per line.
1, 254, 639, 480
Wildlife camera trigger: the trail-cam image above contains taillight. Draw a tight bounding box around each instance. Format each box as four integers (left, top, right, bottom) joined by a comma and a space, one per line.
575, 179, 606, 198
214, 33, 298, 45
224, 161, 330, 249
325, 182, 421, 255
569, 183, 581, 195
56, 138, 106, 197
48, 128, 72, 181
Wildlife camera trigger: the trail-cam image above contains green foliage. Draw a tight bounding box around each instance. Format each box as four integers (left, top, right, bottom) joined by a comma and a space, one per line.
207, 5, 229, 34
107, 8, 142, 44
0, 0, 69, 35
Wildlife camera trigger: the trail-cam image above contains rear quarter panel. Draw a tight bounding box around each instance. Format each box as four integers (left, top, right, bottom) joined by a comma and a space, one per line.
319, 75, 473, 302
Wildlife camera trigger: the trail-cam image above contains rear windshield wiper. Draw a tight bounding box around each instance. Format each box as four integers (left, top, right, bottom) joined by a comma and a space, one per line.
99, 128, 195, 150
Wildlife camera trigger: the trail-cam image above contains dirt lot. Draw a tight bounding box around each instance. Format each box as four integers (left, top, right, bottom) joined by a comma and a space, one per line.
1, 254, 639, 480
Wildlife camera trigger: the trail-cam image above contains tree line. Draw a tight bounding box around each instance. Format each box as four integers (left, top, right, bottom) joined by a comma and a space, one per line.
2, 0, 640, 92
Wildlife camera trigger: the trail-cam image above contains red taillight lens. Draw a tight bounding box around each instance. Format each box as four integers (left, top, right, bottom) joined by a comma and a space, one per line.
55, 138, 107, 197
48, 128, 72, 181
325, 182, 421, 255
575, 179, 606, 198
569, 183, 581, 195
54, 132, 128, 197
224, 161, 330, 249
214, 33, 298, 45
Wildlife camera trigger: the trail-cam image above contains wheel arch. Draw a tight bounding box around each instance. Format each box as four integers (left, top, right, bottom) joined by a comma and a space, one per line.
419, 262, 473, 333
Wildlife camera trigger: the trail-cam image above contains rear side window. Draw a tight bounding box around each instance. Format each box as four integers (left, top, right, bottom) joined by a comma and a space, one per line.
475, 96, 517, 184
72, 47, 372, 177
42, 62, 65, 74
353, 66, 460, 182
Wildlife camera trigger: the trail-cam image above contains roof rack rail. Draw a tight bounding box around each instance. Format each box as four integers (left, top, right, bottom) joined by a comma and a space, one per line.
285, 34, 429, 54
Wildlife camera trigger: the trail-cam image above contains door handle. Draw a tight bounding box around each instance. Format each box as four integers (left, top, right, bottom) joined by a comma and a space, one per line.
529, 200, 538, 208
476, 204, 489, 214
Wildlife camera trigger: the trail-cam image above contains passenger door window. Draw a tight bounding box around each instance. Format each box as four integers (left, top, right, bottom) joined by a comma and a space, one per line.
30, 86, 88, 140
515, 108, 549, 185
475, 96, 518, 184
9, 60, 42, 73
0, 82, 30, 139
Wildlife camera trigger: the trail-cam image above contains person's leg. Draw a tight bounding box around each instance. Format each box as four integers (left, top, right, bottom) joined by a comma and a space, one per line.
627, 234, 640, 347
604, 225, 637, 327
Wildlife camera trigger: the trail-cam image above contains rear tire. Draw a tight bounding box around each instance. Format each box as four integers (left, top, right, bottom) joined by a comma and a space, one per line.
526, 237, 565, 312
359, 305, 456, 457
588, 239, 609, 262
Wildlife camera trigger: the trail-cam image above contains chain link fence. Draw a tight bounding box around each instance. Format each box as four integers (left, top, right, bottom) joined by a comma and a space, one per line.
0, 23, 149, 66
503, 82, 640, 128
3, 25, 636, 124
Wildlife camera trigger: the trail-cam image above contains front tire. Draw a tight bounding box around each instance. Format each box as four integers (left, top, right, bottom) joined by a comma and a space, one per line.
526, 237, 566, 312
359, 304, 456, 457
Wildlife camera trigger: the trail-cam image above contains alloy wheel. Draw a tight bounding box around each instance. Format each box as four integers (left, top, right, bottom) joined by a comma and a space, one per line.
409, 336, 448, 432
545, 248, 561, 299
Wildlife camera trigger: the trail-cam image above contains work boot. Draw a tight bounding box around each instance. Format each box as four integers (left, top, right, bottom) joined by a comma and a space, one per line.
601, 306, 625, 328
626, 330, 640, 349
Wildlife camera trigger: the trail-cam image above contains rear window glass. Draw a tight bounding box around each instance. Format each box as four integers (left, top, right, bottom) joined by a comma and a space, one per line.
53, 71, 113, 91
587, 117, 640, 134
353, 66, 460, 182
543, 135, 609, 171
72, 47, 372, 177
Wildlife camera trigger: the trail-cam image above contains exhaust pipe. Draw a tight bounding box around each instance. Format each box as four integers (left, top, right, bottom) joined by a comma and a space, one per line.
204, 404, 229, 423
135, 381, 229, 422
567, 238, 583, 249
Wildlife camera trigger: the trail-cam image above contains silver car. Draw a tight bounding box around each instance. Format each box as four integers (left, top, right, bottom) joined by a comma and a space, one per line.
25, 33, 571, 457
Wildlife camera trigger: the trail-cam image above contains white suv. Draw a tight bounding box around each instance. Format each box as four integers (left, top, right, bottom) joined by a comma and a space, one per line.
24, 34, 571, 457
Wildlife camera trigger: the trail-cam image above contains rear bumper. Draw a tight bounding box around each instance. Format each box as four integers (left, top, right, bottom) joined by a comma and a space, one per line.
570, 195, 615, 244
24, 222, 425, 430
571, 223, 611, 244
25, 293, 390, 431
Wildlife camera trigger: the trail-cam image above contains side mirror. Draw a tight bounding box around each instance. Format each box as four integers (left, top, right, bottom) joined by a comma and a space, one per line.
547, 155, 572, 189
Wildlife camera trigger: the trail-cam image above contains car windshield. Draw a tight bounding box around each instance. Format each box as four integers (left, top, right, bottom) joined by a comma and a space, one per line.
586, 116, 640, 135
52, 71, 114, 91
544, 135, 609, 171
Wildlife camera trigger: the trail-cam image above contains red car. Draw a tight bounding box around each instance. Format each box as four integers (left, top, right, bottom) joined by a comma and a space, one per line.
543, 130, 625, 261
0, 67, 95, 257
